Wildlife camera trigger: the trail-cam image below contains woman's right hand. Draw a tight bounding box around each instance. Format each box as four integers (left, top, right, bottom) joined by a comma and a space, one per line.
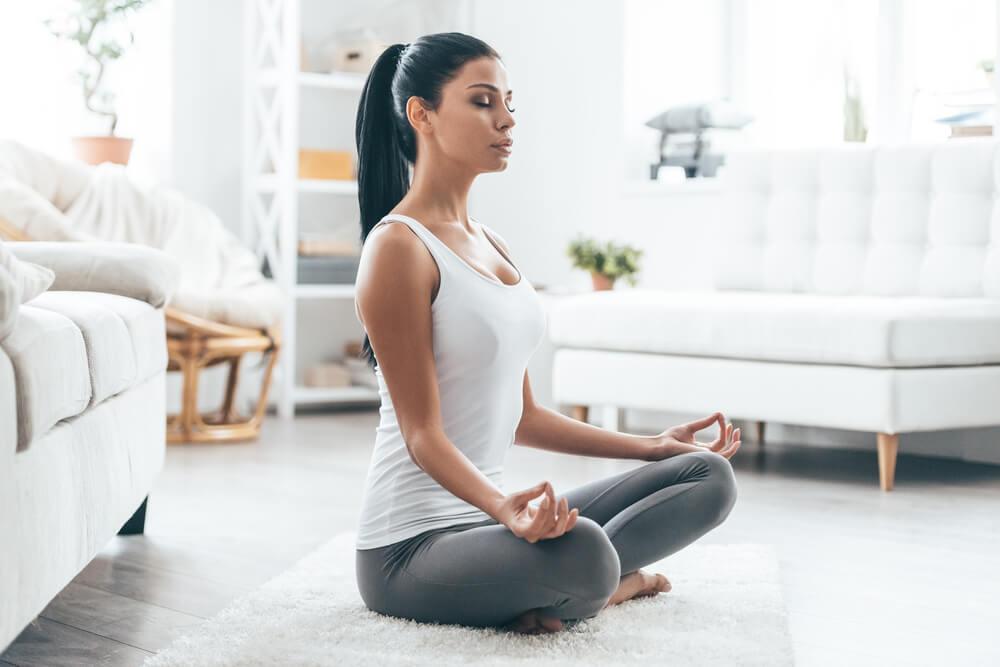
495, 481, 579, 543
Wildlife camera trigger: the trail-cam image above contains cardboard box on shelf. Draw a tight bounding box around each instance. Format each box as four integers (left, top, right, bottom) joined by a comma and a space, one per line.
298, 149, 354, 180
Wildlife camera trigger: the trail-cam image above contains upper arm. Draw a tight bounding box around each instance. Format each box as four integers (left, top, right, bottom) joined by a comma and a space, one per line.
514, 369, 540, 443
355, 223, 444, 453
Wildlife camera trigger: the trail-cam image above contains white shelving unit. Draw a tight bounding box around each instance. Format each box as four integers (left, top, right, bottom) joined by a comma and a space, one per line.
244, 0, 379, 418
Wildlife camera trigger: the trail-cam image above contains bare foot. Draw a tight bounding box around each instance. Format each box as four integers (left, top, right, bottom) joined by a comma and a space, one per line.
604, 569, 671, 608
501, 608, 564, 635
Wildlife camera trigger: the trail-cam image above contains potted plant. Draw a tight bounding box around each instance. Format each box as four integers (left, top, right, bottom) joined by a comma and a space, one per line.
45, 0, 152, 165
566, 235, 643, 291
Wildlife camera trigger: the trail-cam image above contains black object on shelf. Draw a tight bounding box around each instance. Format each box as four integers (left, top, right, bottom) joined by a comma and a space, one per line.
261, 255, 360, 284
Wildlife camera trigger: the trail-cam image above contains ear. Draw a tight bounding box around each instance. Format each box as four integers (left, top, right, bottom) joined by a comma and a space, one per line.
406, 96, 434, 135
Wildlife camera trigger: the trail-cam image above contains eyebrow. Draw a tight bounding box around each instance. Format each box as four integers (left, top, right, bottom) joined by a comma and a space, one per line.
466, 83, 513, 96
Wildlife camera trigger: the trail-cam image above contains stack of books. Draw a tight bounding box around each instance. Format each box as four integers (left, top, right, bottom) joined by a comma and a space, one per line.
302, 340, 378, 389
261, 233, 363, 284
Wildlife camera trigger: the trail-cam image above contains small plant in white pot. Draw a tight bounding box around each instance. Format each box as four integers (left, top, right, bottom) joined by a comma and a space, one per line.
45, 0, 152, 165
566, 235, 643, 291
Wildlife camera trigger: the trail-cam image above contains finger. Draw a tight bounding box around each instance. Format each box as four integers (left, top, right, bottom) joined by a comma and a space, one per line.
545, 490, 558, 531
534, 494, 554, 537
567, 507, 579, 530
550, 497, 570, 536
542, 491, 558, 533
521, 481, 548, 500
723, 427, 741, 457
685, 411, 722, 431
711, 414, 725, 447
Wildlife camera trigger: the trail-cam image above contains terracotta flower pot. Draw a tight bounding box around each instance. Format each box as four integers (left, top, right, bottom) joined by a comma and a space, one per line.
590, 272, 615, 291
71, 136, 134, 166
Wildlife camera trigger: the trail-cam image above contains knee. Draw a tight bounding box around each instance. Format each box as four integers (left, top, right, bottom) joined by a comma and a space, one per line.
556, 517, 621, 600
687, 451, 738, 524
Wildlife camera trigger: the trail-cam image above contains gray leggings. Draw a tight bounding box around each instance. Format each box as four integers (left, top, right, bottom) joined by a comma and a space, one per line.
355, 450, 738, 628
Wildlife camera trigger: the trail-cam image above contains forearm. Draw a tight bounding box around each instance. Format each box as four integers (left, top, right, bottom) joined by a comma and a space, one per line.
514, 405, 657, 460
409, 433, 507, 522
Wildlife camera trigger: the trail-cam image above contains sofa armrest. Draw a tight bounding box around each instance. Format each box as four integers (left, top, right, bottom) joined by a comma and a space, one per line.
7, 242, 180, 308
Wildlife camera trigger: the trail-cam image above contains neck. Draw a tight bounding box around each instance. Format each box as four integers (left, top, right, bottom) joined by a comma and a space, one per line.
406, 154, 477, 229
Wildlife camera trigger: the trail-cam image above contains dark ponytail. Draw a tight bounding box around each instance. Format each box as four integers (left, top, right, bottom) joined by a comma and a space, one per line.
355, 32, 501, 370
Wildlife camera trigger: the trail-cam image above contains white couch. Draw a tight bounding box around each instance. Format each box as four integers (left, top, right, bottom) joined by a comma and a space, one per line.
550, 138, 1000, 491
0, 241, 179, 651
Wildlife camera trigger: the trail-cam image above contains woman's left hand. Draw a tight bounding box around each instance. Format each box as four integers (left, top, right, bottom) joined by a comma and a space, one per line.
647, 412, 741, 461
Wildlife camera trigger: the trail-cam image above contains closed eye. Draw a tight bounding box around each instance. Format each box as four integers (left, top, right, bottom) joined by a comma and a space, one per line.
474, 101, 516, 113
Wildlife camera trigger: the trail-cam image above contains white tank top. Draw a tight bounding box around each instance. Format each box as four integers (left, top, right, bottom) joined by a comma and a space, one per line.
354, 213, 547, 550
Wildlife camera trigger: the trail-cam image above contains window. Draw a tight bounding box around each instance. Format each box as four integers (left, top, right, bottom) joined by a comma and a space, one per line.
622, 0, 999, 180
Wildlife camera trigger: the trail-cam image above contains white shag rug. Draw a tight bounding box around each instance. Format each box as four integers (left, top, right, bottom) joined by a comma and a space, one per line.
144, 533, 795, 666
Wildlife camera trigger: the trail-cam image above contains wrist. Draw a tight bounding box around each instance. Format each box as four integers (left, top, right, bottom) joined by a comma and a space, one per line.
639, 434, 667, 461
486, 492, 509, 525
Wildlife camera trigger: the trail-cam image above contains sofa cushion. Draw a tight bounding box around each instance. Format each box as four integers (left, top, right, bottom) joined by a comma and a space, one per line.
549, 289, 1000, 368
0, 291, 165, 451
0, 305, 90, 451
713, 140, 1000, 299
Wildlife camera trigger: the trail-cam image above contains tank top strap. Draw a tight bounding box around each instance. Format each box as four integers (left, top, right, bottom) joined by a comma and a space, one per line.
374, 213, 459, 281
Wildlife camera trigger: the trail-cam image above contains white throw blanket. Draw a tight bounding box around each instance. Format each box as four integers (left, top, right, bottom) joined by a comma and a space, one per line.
62, 163, 281, 329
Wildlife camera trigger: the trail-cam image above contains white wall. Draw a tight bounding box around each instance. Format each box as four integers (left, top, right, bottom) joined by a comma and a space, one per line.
171, 0, 245, 232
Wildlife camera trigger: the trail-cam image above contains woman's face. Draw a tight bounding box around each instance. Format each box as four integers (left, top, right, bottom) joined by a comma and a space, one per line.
414, 56, 516, 173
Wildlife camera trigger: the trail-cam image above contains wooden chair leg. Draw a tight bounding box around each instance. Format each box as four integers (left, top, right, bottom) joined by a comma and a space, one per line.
180, 354, 201, 434
248, 342, 281, 428
570, 405, 589, 423
877, 432, 898, 492
221, 356, 241, 421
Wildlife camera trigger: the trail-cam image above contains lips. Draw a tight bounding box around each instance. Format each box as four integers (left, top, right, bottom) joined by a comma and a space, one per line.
492, 140, 513, 148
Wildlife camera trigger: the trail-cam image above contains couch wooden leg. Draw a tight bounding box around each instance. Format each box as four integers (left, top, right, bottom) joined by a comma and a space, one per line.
570, 405, 589, 423
118, 496, 148, 535
876, 433, 898, 492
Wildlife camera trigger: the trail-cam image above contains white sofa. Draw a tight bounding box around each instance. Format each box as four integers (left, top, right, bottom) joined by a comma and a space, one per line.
0, 241, 179, 651
550, 138, 1000, 491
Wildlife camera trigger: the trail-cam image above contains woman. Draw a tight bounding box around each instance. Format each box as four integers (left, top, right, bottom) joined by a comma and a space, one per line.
353, 32, 741, 635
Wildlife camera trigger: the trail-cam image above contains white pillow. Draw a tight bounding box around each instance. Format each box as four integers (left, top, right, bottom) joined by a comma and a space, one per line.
0, 238, 54, 303
0, 178, 92, 241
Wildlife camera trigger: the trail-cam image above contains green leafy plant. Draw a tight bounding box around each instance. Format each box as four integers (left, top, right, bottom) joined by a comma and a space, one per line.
45, 0, 152, 135
566, 235, 643, 286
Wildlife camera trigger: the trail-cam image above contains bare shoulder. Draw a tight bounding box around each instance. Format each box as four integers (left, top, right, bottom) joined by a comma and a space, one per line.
356, 220, 439, 313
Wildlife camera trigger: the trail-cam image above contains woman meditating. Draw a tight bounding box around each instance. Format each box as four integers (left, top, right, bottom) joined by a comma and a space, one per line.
353, 32, 741, 635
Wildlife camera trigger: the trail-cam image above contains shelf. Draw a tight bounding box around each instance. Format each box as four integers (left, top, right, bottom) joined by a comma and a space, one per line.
257, 69, 367, 91
257, 175, 358, 194
294, 283, 356, 299
293, 385, 380, 404
299, 71, 367, 90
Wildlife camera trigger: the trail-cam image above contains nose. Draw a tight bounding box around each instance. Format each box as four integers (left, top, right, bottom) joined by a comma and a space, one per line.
499, 109, 515, 131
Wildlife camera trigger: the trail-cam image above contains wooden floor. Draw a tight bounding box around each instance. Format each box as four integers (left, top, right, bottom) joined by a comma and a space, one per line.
3, 409, 999, 666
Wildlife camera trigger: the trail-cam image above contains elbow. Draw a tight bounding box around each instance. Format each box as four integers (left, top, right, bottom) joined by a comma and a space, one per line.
514, 404, 540, 445
404, 429, 437, 471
